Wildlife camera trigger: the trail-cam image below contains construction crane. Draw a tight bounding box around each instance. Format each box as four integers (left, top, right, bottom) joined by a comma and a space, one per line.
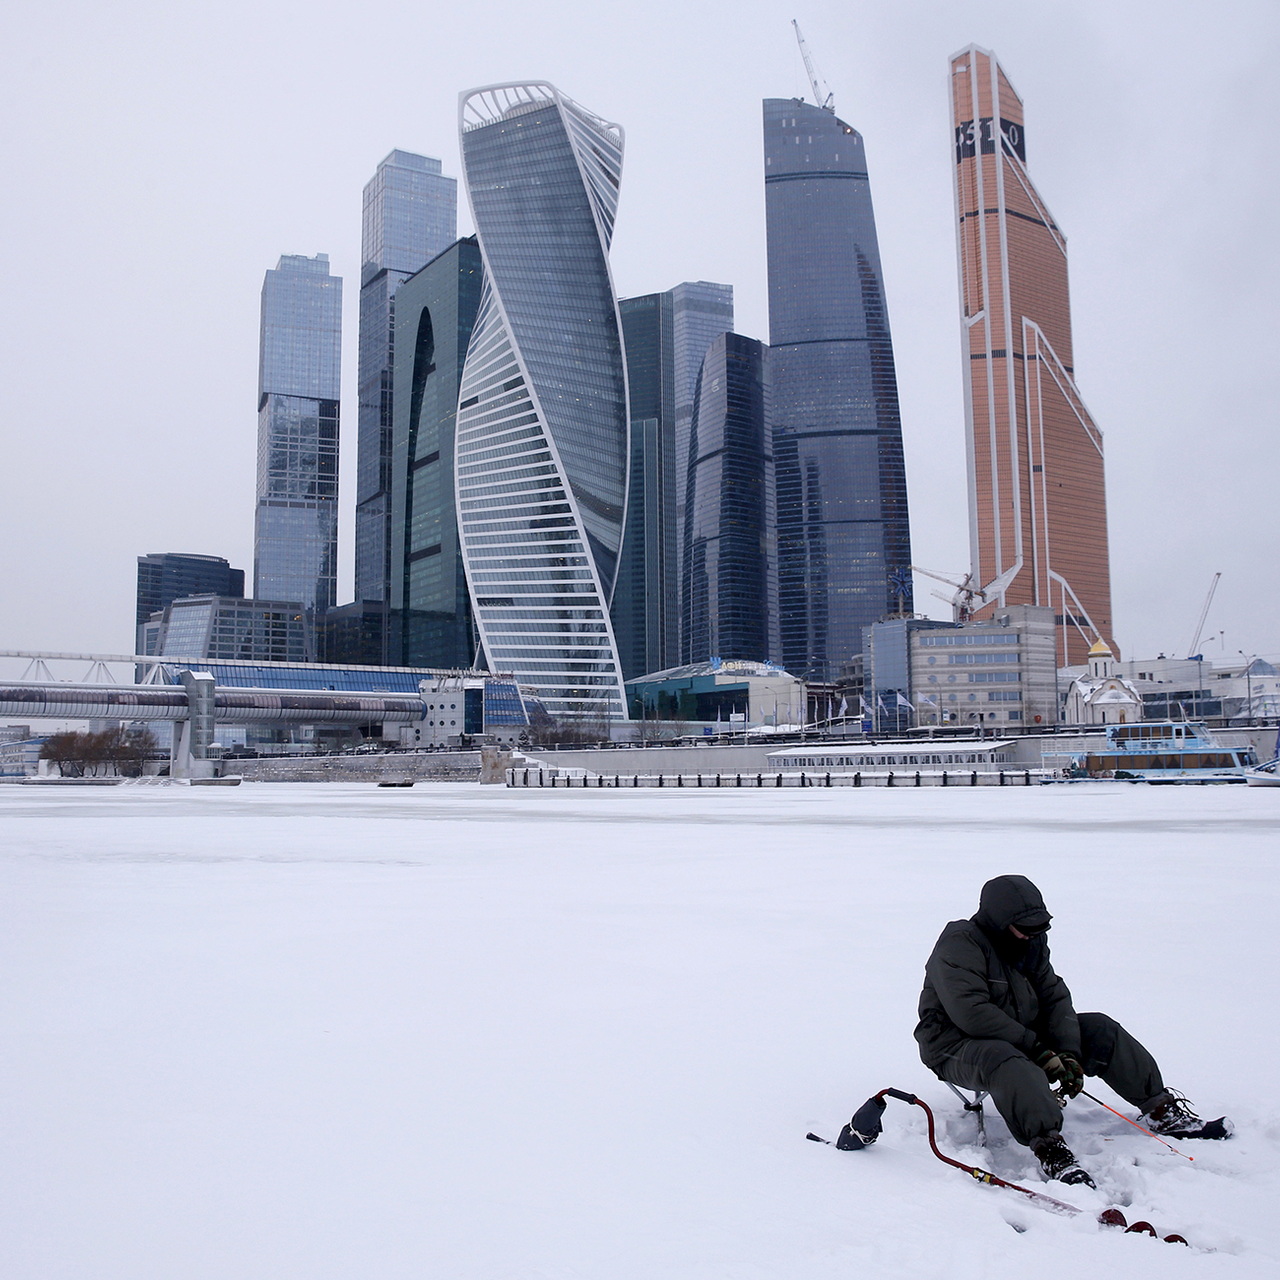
792, 19, 835, 113
910, 565, 982, 622
910, 564, 1023, 623
1186, 571, 1221, 658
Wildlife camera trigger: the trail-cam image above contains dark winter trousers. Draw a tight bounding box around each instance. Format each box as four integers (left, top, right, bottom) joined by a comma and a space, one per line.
938, 1012, 1165, 1147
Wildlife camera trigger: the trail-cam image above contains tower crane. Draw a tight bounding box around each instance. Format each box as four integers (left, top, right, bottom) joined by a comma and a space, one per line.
910, 563, 1022, 623
1185, 572, 1221, 658
910, 565, 982, 622
792, 20, 835, 113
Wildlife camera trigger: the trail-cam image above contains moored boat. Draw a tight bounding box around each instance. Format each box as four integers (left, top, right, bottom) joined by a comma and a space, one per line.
1043, 721, 1258, 784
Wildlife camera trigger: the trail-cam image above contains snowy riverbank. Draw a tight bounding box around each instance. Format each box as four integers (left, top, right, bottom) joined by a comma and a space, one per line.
1, 782, 1277, 1277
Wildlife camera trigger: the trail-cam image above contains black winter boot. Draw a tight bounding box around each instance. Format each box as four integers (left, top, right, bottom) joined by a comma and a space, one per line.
1030, 1134, 1095, 1188
1143, 1090, 1232, 1140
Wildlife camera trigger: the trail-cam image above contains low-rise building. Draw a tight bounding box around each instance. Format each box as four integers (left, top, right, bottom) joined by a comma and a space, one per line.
1061, 639, 1143, 725
909, 604, 1058, 728
146, 595, 313, 664
625, 659, 804, 728
1059, 652, 1280, 723
0, 730, 45, 778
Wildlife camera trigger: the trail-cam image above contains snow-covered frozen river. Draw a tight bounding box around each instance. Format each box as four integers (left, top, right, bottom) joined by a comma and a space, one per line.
1, 781, 1277, 1277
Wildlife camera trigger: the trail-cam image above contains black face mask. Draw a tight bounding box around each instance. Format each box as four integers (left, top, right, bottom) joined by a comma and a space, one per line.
979, 922, 1033, 966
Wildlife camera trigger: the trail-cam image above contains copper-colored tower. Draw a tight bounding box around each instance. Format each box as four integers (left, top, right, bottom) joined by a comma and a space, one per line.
950, 46, 1113, 667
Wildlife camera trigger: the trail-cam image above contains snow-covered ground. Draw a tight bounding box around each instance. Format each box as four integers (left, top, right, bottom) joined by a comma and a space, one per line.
1, 781, 1277, 1278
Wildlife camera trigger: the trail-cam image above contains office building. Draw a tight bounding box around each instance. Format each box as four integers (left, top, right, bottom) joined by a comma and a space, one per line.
614, 283, 733, 682
355, 151, 458, 620
148, 595, 312, 664
764, 96, 913, 682
625, 658, 802, 726
671, 282, 734, 571
388, 236, 483, 668
253, 253, 342, 614
863, 616, 961, 734
950, 47, 1113, 666
682, 333, 778, 665
455, 82, 629, 722
135, 553, 244, 642
315, 600, 384, 667
909, 603, 1058, 727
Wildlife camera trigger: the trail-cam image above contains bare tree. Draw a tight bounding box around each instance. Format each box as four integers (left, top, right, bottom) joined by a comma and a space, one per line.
39, 727, 159, 777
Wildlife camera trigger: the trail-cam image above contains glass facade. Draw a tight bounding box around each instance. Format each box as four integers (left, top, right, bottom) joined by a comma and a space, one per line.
671, 282, 734, 576
614, 293, 676, 682
355, 152, 458, 619
950, 48, 1113, 666
613, 283, 733, 683
388, 237, 483, 669
682, 334, 777, 664
764, 99, 912, 682
254, 253, 342, 614
136, 553, 244, 628
156, 596, 312, 664
456, 83, 629, 721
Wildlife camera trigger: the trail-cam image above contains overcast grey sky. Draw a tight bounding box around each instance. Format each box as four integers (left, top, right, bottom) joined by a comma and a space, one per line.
1, 0, 1276, 663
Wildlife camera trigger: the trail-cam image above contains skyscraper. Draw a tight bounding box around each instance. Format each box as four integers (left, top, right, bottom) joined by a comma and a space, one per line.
949, 47, 1113, 666
682, 333, 778, 665
355, 151, 458, 622
764, 97, 912, 682
456, 82, 629, 722
389, 236, 483, 668
671, 282, 734, 571
615, 291, 677, 683
613, 282, 732, 682
254, 252, 342, 614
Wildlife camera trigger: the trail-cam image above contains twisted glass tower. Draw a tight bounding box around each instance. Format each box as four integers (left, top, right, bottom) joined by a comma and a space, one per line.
764, 98, 912, 682
456, 83, 629, 721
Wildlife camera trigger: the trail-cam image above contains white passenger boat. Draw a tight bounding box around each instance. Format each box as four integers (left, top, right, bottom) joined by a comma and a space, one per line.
1043, 722, 1258, 784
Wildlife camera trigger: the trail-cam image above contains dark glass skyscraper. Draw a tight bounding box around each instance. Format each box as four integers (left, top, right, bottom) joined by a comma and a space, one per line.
683, 333, 777, 665
614, 282, 733, 682
615, 292, 676, 683
671, 282, 734, 572
456, 82, 629, 721
389, 237, 483, 668
355, 151, 458, 623
764, 98, 912, 681
254, 252, 342, 614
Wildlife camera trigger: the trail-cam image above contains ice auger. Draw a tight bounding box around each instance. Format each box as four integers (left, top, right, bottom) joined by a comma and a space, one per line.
807, 1088, 1189, 1245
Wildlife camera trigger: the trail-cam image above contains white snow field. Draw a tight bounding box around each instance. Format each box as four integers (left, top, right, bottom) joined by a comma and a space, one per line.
1, 782, 1277, 1279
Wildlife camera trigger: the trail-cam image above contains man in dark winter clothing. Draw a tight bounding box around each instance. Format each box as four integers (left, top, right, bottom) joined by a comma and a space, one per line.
915, 874, 1228, 1187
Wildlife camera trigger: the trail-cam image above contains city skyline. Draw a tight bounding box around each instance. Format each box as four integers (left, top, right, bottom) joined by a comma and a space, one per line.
2, 1, 1276, 666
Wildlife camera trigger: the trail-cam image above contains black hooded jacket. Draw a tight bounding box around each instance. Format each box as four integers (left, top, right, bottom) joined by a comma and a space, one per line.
914, 875, 1080, 1072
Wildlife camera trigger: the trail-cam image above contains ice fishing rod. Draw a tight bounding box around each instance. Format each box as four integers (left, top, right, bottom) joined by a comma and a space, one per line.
807, 1088, 1189, 1244
1077, 1088, 1193, 1161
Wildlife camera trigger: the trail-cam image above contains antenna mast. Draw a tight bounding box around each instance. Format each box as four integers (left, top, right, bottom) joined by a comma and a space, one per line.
792, 19, 835, 113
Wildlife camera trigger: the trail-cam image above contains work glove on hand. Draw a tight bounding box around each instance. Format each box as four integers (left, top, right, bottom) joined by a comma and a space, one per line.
1034, 1047, 1085, 1098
